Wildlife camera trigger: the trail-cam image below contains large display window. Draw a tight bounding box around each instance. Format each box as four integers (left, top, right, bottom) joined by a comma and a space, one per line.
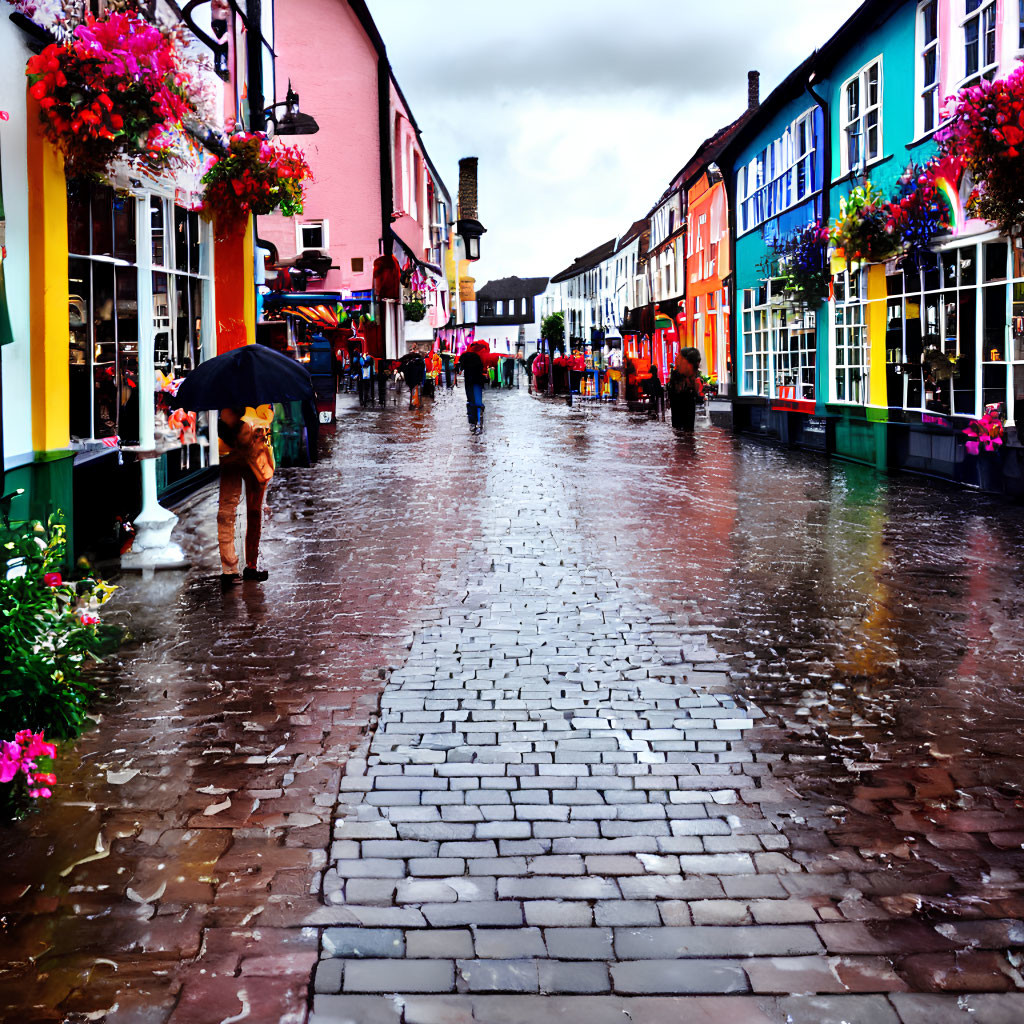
67, 179, 212, 486
882, 239, 1024, 423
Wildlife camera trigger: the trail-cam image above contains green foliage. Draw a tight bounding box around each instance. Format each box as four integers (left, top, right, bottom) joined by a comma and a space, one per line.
0, 516, 121, 741
830, 181, 899, 267
403, 299, 427, 322
541, 312, 565, 350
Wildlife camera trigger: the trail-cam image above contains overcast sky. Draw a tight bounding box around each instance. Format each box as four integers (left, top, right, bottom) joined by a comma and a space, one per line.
367, 0, 863, 286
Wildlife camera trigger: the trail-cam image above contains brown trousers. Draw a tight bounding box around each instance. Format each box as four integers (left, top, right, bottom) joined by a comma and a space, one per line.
217, 462, 267, 574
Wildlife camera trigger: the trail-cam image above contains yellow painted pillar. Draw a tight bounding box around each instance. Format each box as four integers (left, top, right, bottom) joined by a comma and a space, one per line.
27, 106, 69, 453
866, 262, 888, 412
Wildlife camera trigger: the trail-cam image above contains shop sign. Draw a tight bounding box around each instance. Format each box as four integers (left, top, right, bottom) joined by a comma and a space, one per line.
805, 417, 827, 433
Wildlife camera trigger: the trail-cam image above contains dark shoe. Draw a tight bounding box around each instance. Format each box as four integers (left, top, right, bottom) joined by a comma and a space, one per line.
221, 572, 243, 586
242, 566, 269, 581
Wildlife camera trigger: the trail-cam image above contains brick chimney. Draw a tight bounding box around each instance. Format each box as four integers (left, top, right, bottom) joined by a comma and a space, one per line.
748, 70, 760, 110
458, 157, 479, 220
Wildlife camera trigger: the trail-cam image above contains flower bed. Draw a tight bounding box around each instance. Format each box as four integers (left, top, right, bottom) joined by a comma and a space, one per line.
1, 517, 121, 821
25, 8, 196, 177
200, 129, 312, 232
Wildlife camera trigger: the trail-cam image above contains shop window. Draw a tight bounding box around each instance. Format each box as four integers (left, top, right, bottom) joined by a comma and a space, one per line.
67, 181, 140, 444
841, 58, 882, 175
774, 310, 816, 402
962, 0, 997, 87
741, 287, 770, 397
152, 196, 209, 383
918, 0, 940, 136
834, 268, 868, 403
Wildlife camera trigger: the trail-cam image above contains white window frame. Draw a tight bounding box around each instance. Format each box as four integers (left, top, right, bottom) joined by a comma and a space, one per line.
737, 106, 818, 235
841, 57, 883, 176
832, 268, 869, 405
960, 0, 998, 87
916, 0, 941, 138
297, 219, 328, 252
741, 286, 771, 398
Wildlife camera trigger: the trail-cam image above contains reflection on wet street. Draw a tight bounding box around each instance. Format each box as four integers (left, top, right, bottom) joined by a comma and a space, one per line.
2, 388, 1023, 1022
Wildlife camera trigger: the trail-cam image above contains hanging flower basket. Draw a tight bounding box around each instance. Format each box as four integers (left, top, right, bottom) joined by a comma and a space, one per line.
938, 66, 1024, 235
403, 298, 427, 322
885, 160, 952, 259
830, 181, 899, 267
200, 129, 312, 233
774, 221, 830, 308
24, 9, 196, 177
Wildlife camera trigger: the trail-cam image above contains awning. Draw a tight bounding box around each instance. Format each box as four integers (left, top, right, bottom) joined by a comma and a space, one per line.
263, 292, 372, 329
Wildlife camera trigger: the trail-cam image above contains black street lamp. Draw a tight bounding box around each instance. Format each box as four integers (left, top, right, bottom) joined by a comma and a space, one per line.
266, 81, 320, 136
457, 218, 486, 262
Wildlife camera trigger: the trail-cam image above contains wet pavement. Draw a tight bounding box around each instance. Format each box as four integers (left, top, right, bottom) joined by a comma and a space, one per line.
2, 387, 1024, 1023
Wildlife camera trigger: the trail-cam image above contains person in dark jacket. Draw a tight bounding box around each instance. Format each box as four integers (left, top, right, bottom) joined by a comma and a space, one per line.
377, 358, 389, 406
460, 346, 486, 433
667, 347, 704, 431
356, 351, 374, 407
400, 344, 427, 409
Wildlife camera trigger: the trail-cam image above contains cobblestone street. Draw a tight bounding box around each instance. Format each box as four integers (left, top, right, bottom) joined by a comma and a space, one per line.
3, 390, 1024, 1023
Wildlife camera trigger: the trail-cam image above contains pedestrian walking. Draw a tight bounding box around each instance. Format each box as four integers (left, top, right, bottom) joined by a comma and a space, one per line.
502, 357, 515, 389
377, 358, 389, 407
461, 344, 486, 433
425, 349, 441, 398
667, 347, 704, 431
400, 344, 427, 409
531, 350, 549, 395
357, 351, 374, 407
217, 405, 275, 584
441, 347, 454, 388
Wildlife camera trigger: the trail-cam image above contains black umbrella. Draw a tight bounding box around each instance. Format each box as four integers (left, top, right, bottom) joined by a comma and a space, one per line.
173, 344, 314, 412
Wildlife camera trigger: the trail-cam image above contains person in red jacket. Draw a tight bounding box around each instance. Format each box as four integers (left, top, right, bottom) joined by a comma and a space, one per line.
532, 351, 549, 394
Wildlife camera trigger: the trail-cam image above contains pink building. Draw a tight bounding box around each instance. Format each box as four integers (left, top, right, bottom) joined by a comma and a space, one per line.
258, 0, 451, 357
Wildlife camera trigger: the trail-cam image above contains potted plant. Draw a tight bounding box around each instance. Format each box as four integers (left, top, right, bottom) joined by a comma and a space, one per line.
200, 128, 312, 233
831, 181, 899, 267
938, 65, 1024, 235
24, 8, 196, 177
403, 298, 427, 322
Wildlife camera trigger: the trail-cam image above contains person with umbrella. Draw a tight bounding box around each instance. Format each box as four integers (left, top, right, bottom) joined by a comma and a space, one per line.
217, 404, 275, 583
461, 342, 487, 434
399, 344, 427, 409
173, 344, 316, 583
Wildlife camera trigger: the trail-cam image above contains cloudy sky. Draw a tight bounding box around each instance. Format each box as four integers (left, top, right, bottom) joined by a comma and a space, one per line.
367, 0, 863, 285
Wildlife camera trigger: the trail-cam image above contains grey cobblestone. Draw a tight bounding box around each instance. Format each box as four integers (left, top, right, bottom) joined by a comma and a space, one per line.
311, 398, 970, 1013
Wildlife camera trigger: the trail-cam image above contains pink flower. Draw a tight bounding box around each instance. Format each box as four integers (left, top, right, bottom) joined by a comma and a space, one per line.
43, 572, 62, 587
0, 742, 21, 784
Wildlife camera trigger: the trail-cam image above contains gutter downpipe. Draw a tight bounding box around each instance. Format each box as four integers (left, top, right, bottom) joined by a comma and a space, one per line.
805, 64, 832, 442
805, 63, 831, 225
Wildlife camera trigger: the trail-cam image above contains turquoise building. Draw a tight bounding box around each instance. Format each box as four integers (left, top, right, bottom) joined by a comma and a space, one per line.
720, 0, 1024, 495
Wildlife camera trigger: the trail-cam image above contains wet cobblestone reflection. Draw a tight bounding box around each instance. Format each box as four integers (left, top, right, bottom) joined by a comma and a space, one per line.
1, 390, 1023, 1023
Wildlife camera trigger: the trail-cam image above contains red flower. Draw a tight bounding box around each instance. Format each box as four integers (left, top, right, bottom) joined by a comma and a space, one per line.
43, 572, 62, 587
